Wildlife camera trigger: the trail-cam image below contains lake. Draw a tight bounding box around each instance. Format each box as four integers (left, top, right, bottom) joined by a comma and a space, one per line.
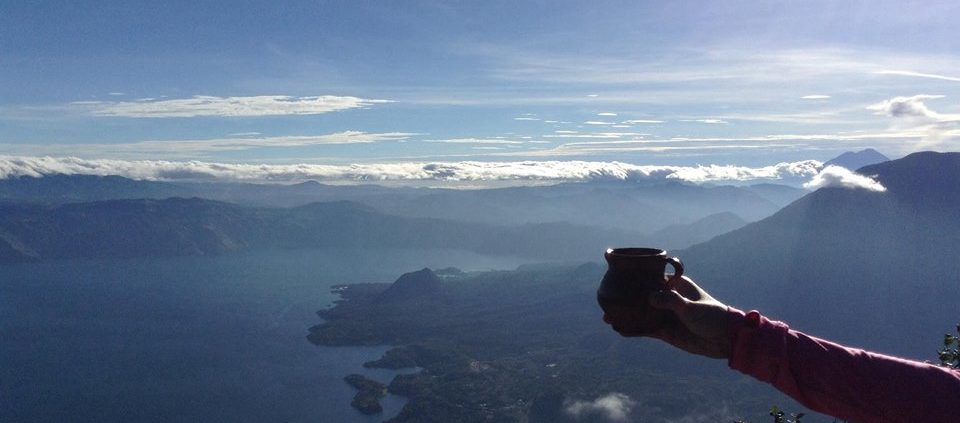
0, 249, 534, 422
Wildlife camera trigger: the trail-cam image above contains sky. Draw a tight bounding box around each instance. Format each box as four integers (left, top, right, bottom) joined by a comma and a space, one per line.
2, 0, 960, 183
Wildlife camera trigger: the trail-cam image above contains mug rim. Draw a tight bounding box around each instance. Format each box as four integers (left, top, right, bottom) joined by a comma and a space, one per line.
605, 247, 666, 257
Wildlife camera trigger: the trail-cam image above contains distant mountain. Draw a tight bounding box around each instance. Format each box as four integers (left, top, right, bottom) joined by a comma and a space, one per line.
644, 212, 748, 250
0, 175, 789, 234
742, 183, 807, 207
0, 174, 195, 203
370, 181, 785, 234
0, 198, 647, 263
377, 268, 442, 302
823, 148, 889, 170
681, 151, 960, 358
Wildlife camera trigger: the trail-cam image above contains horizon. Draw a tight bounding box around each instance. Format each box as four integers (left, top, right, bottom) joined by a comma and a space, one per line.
2, 1, 959, 184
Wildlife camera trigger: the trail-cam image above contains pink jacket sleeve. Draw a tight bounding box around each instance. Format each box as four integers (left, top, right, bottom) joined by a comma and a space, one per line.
727, 308, 960, 423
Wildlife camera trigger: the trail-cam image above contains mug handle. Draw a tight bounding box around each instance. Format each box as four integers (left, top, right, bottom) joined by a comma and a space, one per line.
665, 256, 684, 282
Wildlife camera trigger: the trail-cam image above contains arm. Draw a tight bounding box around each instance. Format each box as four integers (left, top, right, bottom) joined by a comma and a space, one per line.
602, 276, 960, 422
729, 308, 960, 422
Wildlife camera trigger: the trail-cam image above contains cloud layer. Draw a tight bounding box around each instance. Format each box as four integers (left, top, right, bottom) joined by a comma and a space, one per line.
564, 393, 636, 422
0, 155, 825, 185
77, 95, 391, 118
802, 165, 886, 192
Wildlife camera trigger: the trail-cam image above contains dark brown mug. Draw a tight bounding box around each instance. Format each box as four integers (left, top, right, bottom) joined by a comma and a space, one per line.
597, 247, 684, 334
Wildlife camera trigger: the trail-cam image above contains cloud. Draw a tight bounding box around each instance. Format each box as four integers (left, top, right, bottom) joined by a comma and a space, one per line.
866, 95, 946, 120
874, 70, 960, 82
622, 119, 664, 124
514, 117, 540, 121
801, 95, 831, 100
423, 138, 525, 144
542, 132, 647, 139
75, 95, 391, 118
584, 121, 616, 125
866, 95, 960, 149
802, 165, 886, 192
680, 119, 728, 124
0, 155, 825, 184
597, 112, 618, 116
564, 393, 636, 422
0, 131, 415, 159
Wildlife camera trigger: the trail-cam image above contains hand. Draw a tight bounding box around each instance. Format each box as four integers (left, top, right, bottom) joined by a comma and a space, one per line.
602, 275, 735, 359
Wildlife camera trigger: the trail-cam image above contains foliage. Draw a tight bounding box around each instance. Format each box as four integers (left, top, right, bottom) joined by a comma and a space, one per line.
937, 324, 960, 369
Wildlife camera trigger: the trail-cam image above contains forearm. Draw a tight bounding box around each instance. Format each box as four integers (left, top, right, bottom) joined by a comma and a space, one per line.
727, 308, 960, 422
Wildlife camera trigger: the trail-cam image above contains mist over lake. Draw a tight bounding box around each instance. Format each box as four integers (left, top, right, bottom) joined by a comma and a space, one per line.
0, 248, 533, 422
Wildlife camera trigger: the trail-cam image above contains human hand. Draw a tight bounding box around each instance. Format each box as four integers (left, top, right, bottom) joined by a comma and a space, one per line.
602, 275, 735, 359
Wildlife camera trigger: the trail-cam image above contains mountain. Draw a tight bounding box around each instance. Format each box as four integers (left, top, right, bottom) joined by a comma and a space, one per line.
644, 212, 748, 250
680, 151, 960, 358
0, 197, 648, 263
742, 183, 807, 207
0, 174, 195, 203
0, 175, 789, 234
370, 181, 785, 234
823, 148, 889, 170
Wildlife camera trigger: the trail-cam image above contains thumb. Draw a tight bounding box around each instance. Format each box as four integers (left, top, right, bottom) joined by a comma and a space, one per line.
649, 289, 691, 313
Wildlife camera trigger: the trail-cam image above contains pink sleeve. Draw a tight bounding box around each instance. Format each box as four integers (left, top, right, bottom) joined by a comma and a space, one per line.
727, 308, 960, 423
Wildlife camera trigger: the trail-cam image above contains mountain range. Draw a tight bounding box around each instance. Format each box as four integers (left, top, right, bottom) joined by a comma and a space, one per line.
0, 198, 653, 263
0, 174, 805, 235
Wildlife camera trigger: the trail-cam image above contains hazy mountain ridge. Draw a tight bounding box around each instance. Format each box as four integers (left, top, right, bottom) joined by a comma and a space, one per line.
0, 174, 803, 234
0, 197, 654, 263
823, 148, 890, 170
681, 151, 960, 358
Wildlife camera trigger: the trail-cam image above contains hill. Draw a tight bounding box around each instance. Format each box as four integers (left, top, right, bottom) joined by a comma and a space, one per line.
0, 175, 790, 234
681, 151, 960, 358
0, 198, 648, 263
823, 148, 889, 170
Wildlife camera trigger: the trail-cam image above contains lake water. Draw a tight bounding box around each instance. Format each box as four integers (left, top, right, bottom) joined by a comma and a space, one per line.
0, 249, 533, 422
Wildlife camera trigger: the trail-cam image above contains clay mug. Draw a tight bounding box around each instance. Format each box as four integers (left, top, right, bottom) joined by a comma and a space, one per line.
597, 247, 684, 334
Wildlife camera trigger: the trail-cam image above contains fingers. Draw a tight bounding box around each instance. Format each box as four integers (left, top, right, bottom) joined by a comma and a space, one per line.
648, 289, 691, 313
665, 275, 711, 302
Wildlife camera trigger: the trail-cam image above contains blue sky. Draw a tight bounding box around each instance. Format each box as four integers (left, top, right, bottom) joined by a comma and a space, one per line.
2, 0, 960, 182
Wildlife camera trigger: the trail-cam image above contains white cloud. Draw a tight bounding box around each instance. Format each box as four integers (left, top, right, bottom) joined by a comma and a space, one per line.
228, 132, 262, 137
584, 121, 616, 125
76, 95, 391, 118
874, 70, 960, 82
423, 138, 525, 144
622, 119, 664, 124
543, 134, 624, 139
564, 393, 636, 422
597, 112, 618, 116
0, 155, 825, 184
801, 95, 831, 100
554, 130, 579, 134
866, 95, 960, 149
680, 119, 728, 124
867, 95, 947, 120
0, 131, 415, 159
513, 117, 540, 121
803, 165, 886, 192
108, 92, 126, 96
